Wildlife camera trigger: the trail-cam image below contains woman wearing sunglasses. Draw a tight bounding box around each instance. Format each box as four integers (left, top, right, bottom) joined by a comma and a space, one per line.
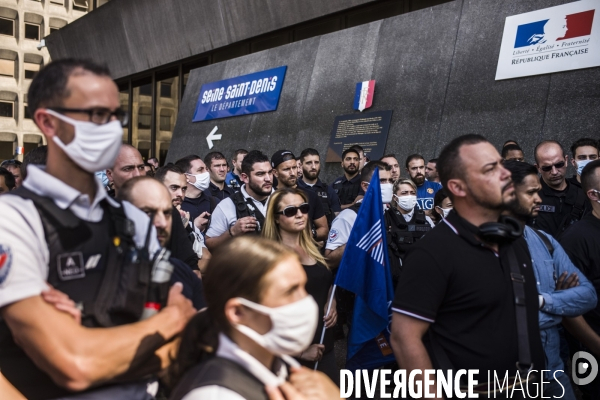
263, 188, 339, 384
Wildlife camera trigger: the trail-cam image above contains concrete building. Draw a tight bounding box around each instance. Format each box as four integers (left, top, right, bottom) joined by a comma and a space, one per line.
44, 0, 600, 179
0, 0, 110, 163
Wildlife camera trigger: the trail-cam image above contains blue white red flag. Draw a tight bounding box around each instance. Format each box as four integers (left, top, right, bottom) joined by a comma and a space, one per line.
353, 80, 375, 112
335, 171, 396, 369
14, 146, 24, 155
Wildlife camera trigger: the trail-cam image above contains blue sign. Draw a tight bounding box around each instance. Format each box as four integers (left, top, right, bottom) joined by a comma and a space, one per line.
192, 66, 287, 122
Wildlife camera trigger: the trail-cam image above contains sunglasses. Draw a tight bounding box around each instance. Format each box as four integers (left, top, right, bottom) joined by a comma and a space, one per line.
276, 203, 310, 217
540, 161, 565, 172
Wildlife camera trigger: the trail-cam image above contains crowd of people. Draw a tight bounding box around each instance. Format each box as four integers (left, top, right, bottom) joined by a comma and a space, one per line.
1, 58, 600, 400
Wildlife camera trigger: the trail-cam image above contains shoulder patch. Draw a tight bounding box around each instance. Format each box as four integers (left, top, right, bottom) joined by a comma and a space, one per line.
0, 245, 12, 285
427, 188, 434, 194
328, 229, 339, 243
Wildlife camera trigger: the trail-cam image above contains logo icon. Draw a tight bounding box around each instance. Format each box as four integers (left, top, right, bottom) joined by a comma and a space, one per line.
514, 9, 595, 48
572, 351, 599, 385
427, 188, 434, 194
328, 229, 339, 242
0, 245, 12, 285
356, 221, 385, 265
353, 80, 376, 112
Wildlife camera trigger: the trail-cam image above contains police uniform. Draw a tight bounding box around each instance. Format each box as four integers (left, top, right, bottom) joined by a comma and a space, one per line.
170, 334, 295, 400
329, 174, 361, 206
384, 207, 433, 288
206, 184, 270, 238
0, 165, 160, 399
298, 177, 341, 227
208, 181, 234, 203
528, 178, 590, 239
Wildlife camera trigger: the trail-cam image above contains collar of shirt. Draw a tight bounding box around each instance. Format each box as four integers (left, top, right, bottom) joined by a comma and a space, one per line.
442, 210, 485, 247
23, 164, 119, 221
216, 333, 298, 387
241, 184, 271, 206
337, 174, 360, 184
402, 208, 414, 222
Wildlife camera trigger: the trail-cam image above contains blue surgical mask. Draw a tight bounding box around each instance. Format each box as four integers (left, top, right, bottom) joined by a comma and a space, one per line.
577, 160, 593, 176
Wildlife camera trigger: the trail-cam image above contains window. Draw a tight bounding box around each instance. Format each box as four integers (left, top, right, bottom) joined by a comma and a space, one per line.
0, 60, 14, 77
0, 101, 14, 118
25, 23, 40, 40
0, 17, 14, 37
160, 82, 172, 98
24, 105, 31, 119
139, 83, 152, 96
50, 0, 65, 4
50, 27, 58, 34
138, 109, 151, 129
24, 62, 40, 79
73, 0, 88, 11
160, 114, 170, 131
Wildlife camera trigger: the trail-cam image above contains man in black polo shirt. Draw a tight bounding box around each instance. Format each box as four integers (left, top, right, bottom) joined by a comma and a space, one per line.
391, 134, 544, 398
271, 149, 328, 242
528, 140, 590, 239
204, 151, 234, 202
329, 148, 362, 209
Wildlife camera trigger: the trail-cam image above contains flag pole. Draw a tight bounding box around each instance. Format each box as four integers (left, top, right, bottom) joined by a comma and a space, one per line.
314, 284, 337, 370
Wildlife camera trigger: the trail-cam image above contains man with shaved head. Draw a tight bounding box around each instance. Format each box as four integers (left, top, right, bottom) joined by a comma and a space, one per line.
118, 176, 205, 308
106, 144, 146, 196
560, 160, 600, 399
529, 140, 590, 238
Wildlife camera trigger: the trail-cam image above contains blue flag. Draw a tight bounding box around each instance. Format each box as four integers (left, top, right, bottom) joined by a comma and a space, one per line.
335, 171, 395, 369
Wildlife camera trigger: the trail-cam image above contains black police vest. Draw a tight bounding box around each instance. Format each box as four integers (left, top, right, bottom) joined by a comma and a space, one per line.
169, 357, 269, 400
0, 187, 153, 400
333, 178, 361, 206
385, 208, 432, 287
231, 190, 266, 234
315, 184, 334, 226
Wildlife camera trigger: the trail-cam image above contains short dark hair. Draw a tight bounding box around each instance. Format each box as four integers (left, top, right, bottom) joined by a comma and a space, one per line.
534, 140, 564, 164
437, 134, 488, 190
341, 148, 360, 160
204, 151, 227, 169
428, 158, 438, 164
380, 154, 397, 160
349, 145, 364, 155
405, 154, 425, 169
299, 148, 319, 161
154, 163, 184, 182
501, 144, 523, 158
503, 140, 520, 148
232, 149, 248, 160
0, 167, 15, 190
148, 157, 158, 163
241, 150, 270, 176
28, 59, 111, 114
502, 160, 538, 186
21, 145, 48, 180
433, 187, 450, 209
360, 161, 390, 183
581, 159, 600, 193
175, 155, 202, 174
571, 138, 599, 158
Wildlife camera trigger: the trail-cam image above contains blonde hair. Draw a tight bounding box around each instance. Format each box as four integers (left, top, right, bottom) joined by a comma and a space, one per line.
262, 188, 327, 267
393, 178, 417, 194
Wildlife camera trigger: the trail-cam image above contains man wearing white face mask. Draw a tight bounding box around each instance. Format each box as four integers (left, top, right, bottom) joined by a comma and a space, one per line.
175, 154, 218, 231
384, 178, 434, 288
0, 59, 196, 399
568, 138, 599, 188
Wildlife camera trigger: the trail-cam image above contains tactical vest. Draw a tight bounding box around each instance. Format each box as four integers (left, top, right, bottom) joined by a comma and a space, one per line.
384, 208, 432, 287
333, 178, 361, 206
170, 357, 268, 400
231, 190, 266, 234
0, 187, 158, 400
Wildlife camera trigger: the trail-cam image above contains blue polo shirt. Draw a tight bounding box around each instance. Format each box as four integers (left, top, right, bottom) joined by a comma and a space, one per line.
416, 180, 442, 210
225, 171, 242, 190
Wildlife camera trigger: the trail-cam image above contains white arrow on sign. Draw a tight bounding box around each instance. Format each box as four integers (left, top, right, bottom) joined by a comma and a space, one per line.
206, 126, 222, 149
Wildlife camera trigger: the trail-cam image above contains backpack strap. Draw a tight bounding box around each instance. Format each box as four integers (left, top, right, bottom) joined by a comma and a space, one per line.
530, 227, 554, 257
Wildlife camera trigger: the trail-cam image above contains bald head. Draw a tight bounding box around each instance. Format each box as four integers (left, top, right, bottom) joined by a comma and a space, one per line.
534, 140, 568, 190
107, 144, 146, 192
118, 176, 173, 247
534, 141, 565, 164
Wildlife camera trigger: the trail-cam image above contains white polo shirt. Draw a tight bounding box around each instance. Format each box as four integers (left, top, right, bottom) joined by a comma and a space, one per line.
0, 165, 159, 309
325, 207, 359, 251
181, 333, 297, 400
206, 185, 270, 238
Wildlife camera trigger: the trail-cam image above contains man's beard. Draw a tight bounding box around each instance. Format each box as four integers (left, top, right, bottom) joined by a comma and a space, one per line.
412, 174, 425, 185
343, 165, 357, 175
303, 169, 319, 180
249, 180, 272, 196
467, 181, 515, 212
507, 200, 536, 221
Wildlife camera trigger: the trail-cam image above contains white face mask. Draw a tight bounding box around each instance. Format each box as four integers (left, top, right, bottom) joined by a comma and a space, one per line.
186, 171, 211, 192
234, 296, 318, 356
46, 109, 123, 173
577, 159, 593, 176
394, 194, 417, 211
437, 206, 452, 219
380, 183, 393, 204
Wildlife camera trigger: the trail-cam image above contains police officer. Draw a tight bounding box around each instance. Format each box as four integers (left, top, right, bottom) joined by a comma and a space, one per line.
225, 149, 247, 190
529, 140, 591, 238
0, 59, 195, 399
329, 148, 362, 209
385, 178, 433, 288
205, 150, 273, 250
298, 148, 341, 228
